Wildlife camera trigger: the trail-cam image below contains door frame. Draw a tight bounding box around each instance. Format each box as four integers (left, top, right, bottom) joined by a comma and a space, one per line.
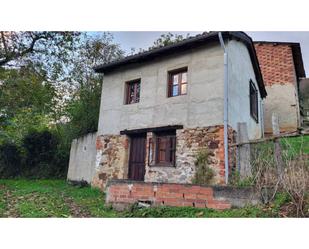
128, 133, 147, 181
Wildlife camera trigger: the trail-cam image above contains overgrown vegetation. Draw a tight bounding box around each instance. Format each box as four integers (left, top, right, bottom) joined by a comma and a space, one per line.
192, 148, 214, 185
0, 32, 124, 179
231, 135, 309, 217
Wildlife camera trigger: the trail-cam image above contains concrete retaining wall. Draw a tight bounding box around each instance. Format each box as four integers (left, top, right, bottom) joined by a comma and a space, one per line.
67, 132, 97, 183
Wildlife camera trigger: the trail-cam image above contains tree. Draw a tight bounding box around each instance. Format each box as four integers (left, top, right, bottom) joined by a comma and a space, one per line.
0, 66, 56, 144
0, 31, 79, 68
148, 32, 189, 50
61, 33, 124, 137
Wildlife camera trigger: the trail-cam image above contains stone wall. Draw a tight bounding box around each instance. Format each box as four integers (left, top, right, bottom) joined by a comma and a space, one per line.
106, 180, 261, 211
144, 125, 236, 185
92, 135, 129, 189
93, 126, 236, 189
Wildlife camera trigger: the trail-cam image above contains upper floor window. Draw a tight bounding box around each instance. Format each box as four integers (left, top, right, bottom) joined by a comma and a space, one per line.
250, 80, 259, 122
168, 68, 188, 97
125, 79, 141, 104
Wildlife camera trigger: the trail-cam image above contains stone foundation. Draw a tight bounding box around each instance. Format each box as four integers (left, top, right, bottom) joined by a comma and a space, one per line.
93, 125, 236, 190
92, 135, 129, 189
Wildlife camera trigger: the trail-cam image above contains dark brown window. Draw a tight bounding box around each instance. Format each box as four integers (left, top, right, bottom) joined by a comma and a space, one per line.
148, 130, 176, 166
168, 68, 188, 97
250, 80, 259, 122
125, 79, 141, 104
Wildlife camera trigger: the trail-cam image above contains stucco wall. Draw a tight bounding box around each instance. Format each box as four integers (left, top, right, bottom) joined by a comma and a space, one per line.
98, 43, 224, 135
264, 84, 299, 133
67, 132, 97, 183
227, 40, 263, 140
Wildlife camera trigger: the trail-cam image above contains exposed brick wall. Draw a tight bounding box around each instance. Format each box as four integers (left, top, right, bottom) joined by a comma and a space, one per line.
106, 181, 232, 210
254, 43, 297, 86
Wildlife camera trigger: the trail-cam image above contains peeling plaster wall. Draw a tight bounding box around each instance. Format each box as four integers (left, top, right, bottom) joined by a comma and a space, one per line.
98, 43, 225, 136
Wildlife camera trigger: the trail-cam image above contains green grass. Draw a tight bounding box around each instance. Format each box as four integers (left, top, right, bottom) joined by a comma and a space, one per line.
0, 179, 285, 218
0, 179, 116, 218
281, 135, 309, 156
123, 205, 273, 218
0, 188, 6, 216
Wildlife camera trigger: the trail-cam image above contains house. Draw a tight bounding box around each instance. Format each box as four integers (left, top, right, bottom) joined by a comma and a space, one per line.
90, 31, 267, 189
254, 41, 306, 134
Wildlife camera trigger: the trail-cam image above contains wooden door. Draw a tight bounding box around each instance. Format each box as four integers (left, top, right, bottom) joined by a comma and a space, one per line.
128, 134, 146, 181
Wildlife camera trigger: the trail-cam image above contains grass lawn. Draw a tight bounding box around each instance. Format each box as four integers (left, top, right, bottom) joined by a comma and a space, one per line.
0, 179, 288, 218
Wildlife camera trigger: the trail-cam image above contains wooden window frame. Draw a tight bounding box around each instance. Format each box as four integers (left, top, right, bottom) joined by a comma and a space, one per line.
148, 131, 176, 167
250, 80, 259, 123
125, 79, 141, 104
167, 67, 188, 97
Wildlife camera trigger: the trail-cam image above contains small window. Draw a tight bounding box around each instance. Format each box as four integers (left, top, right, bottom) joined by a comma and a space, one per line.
250, 80, 259, 122
125, 79, 141, 104
168, 68, 188, 97
148, 130, 176, 167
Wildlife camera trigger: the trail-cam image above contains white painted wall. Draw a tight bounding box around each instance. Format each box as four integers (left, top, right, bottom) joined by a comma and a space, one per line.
67, 132, 97, 183
227, 40, 263, 139
98, 44, 225, 135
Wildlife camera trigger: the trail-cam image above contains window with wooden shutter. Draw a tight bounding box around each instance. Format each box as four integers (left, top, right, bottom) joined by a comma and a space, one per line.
250, 80, 259, 123
150, 130, 176, 167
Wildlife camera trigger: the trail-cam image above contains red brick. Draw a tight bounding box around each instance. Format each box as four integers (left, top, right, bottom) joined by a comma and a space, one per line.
254, 43, 296, 86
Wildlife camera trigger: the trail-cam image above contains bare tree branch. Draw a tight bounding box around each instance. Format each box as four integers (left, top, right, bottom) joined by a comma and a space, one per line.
0, 33, 48, 67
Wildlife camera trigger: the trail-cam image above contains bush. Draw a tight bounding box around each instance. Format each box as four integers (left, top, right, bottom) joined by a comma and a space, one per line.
22, 130, 64, 178
0, 143, 22, 178
192, 148, 214, 185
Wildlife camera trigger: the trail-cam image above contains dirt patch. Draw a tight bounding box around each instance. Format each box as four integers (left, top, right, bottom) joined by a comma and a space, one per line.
62, 195, 91, 218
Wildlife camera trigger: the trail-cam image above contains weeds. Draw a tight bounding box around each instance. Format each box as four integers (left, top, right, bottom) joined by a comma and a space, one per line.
192, 148, 214, 185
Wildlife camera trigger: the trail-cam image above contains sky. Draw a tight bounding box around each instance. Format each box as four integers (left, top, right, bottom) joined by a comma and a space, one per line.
111, 32, 309, 76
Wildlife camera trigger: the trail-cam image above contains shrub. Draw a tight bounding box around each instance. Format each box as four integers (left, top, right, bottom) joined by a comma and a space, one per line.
22, 130, 61, 178
192, 148, 214, 185
0, 142, 22, 178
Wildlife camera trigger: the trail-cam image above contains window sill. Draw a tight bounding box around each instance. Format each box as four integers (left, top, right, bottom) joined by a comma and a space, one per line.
167, 94, 187, 98
149, 163, 175, 168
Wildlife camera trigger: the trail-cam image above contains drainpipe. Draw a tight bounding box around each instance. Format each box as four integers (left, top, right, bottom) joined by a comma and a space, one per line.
218, 32, 229, 185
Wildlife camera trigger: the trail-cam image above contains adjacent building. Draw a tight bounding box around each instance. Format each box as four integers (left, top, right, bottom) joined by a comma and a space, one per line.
254, 41, 306, 134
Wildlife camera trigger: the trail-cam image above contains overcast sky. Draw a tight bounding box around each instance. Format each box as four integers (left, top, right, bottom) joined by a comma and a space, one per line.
111, 32, 309, 76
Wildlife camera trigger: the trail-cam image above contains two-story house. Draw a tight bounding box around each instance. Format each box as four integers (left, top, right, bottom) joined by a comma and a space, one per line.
90, 31, 267, 189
